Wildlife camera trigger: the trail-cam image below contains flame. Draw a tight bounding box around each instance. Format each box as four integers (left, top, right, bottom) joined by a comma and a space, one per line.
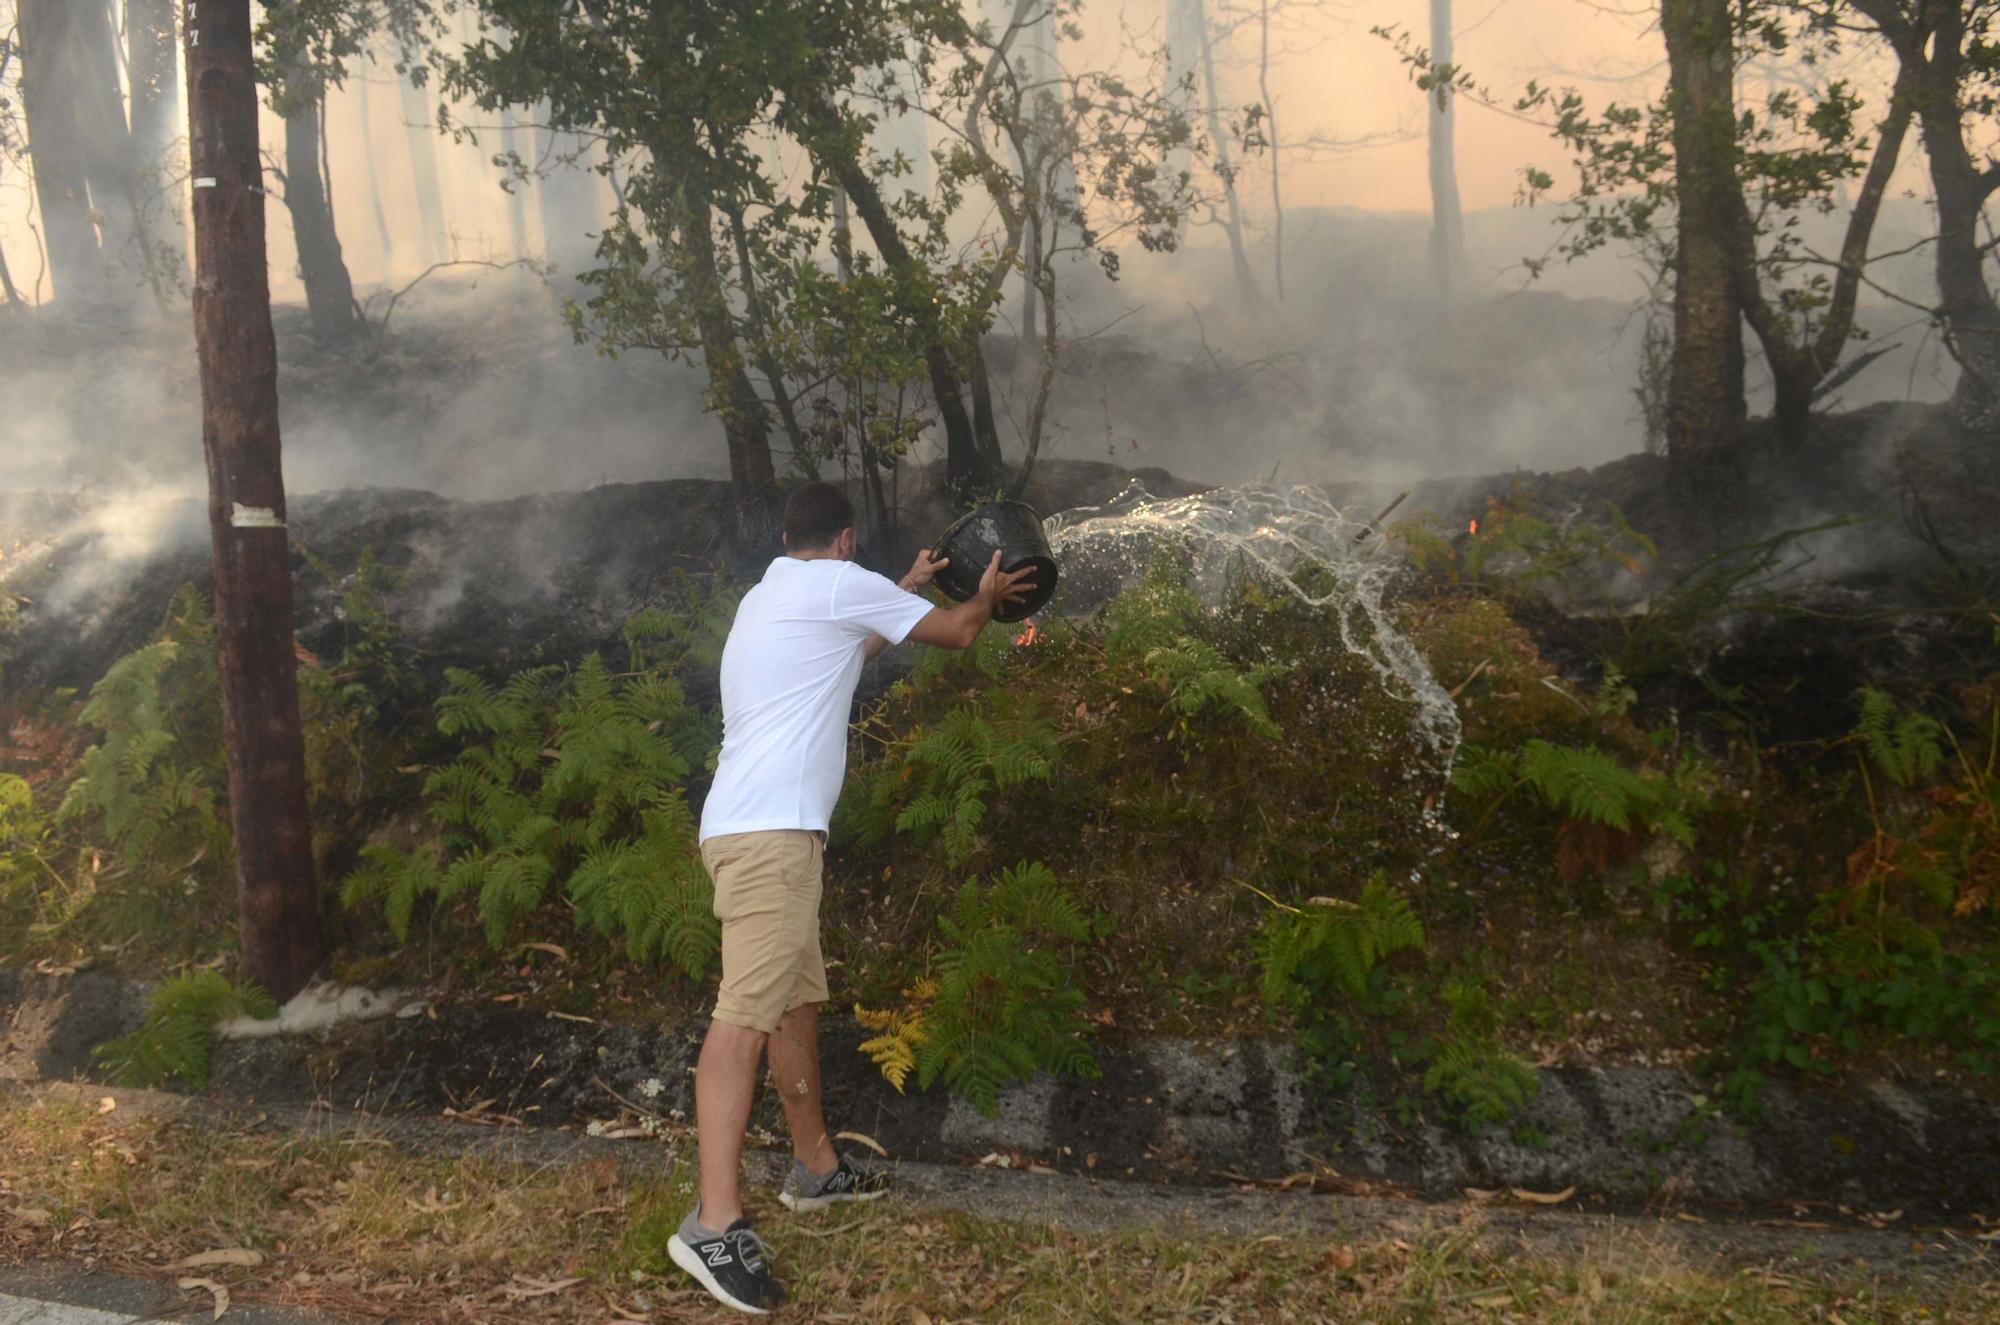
1013, 620, 1041, 647
1468, 519, 1479, 536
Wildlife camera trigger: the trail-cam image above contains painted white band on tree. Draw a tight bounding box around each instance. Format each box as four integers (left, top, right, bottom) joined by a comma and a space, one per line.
228, 503, 284, 530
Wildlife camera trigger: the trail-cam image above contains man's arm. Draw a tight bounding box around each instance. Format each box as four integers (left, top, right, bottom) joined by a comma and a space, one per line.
906, 551, 1038, 651
865, 548, 953, 661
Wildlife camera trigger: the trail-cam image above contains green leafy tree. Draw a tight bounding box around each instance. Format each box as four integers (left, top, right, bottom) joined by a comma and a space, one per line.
1383, 0, 1914, 471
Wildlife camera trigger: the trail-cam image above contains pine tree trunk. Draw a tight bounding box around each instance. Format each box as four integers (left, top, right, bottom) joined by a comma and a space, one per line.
397, 71, 449, 264
1427, 0, 1468, 300
183, 0, 323, 1003
19, 0, 108, 304
284, 92, 360, 344
1661, 0, 1746, 493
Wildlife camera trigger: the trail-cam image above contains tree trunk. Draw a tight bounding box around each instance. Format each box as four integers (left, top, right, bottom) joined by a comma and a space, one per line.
1427, 0, 1467, 300
1727, 69, 1913, 451
283, 91, 360, 344
398, 71, 449, 264
127, 0, 180, 163
1661, 0, 1746, 490
351, 72, 396, 268
1195, 0, 1261, 305
1913, 7, 2000, 433
183, 0, 323, 1003
19, 0, 108, 304
1259, 0, 1284, 300
677, 187, 775, 536
724, 200, 807, 461
73, 0, 139, 268
834, 153, 1002, 500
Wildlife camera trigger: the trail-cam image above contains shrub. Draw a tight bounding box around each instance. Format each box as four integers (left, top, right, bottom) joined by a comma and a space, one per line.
1258, 875, 1426, 1084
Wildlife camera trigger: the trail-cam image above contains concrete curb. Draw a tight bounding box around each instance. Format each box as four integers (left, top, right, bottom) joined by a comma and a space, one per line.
5, 967, 1997, 1221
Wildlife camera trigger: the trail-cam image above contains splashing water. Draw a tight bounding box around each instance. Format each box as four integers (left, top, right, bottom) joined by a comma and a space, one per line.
1044, 482, 1463, 785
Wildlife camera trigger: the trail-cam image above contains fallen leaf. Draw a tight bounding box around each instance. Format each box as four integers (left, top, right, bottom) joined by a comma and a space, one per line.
176, 1249, 264, 1269
1323, 1244, 1357, 1273
96, 1097, 117, 1115
178, 1277, 229, 1319
1468, 1290, 1512, 1309
1462, 1187, 1503, 1203
1509, 1186, 1575, 1205
520, 942, 569, 962
13, 1207, 52, 1227
910, 1310, 933, 1325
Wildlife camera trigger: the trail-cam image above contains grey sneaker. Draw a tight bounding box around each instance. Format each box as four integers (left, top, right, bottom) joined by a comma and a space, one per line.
778, 1152, 891, 1212
667, 1207, 785, 1315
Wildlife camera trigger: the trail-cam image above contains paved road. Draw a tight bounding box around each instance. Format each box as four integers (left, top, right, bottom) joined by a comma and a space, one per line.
0, 1265, 340, 1325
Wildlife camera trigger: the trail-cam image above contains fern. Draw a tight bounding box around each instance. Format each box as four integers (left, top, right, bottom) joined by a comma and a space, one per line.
857, 862, 1097, 1114
93, 971, 276, 1089
1853, 688, 1944, 788
1421, 977, 1540, 1130
1259, 876, 1426, 1008
339, 651, 719, 977
1458, 739, 1707, 852
1518, 741, 1651, 832
1423, 1039, 1540, 1130
1102, 556, 1285, 740
872, 706, 1059, 868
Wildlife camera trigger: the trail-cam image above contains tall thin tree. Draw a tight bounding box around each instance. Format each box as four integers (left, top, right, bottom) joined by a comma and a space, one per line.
182, 0, 323, 1002
1426, 0, 1467, 299
1661, 0, 1746, 487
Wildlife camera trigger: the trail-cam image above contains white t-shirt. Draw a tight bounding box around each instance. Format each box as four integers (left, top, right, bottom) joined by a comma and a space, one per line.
699, 556, 935, 842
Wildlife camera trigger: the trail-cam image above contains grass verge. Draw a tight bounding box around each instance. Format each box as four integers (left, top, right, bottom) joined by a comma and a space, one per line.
1, 1090, 1993, 1323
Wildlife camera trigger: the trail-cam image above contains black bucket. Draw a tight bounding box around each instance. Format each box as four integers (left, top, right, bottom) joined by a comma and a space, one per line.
930, 500, 1060, 624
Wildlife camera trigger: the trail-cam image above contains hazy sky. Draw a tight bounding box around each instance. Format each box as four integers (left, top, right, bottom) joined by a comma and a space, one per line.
0, 0, 1687, 303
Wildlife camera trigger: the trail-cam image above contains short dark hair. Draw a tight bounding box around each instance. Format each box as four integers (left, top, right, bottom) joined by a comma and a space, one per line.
781, 481, 855, 550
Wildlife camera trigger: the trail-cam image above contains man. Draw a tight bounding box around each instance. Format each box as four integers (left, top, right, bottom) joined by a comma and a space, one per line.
670, 481, 1037, 1314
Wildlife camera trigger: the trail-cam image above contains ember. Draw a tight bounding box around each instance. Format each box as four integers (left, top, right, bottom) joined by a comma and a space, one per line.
1468, 519, 1479, 536
1014, 621, 1042, 647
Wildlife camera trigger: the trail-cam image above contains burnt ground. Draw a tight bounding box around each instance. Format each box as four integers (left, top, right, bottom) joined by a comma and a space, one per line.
5, 405, 1998, 757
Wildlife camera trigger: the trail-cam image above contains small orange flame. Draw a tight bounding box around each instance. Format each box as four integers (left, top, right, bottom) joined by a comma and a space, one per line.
1468, 519, 1479, 536
1013, 620, 1042, 647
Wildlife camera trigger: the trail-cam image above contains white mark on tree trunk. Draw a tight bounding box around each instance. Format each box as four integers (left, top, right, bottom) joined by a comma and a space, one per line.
229, 503, 284, 529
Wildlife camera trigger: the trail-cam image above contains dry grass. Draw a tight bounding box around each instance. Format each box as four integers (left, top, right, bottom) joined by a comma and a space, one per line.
2, 1092, 1993, 1323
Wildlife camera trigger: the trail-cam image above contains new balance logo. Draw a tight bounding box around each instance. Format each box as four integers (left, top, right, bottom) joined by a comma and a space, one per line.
704, 1243, 733, 1269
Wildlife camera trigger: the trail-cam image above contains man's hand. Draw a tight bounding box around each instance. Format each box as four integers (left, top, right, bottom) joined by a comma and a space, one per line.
976, 550, 1039, 614
899, 548, 950, 593
907, 551, 1043, 651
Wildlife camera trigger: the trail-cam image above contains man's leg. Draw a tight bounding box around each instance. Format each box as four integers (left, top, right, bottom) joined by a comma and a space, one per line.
694, 1017, 768, 1229
765, 1002, 838, 1176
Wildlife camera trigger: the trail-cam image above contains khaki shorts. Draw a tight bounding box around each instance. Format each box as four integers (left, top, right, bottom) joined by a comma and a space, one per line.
701, 830, 829, 1033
